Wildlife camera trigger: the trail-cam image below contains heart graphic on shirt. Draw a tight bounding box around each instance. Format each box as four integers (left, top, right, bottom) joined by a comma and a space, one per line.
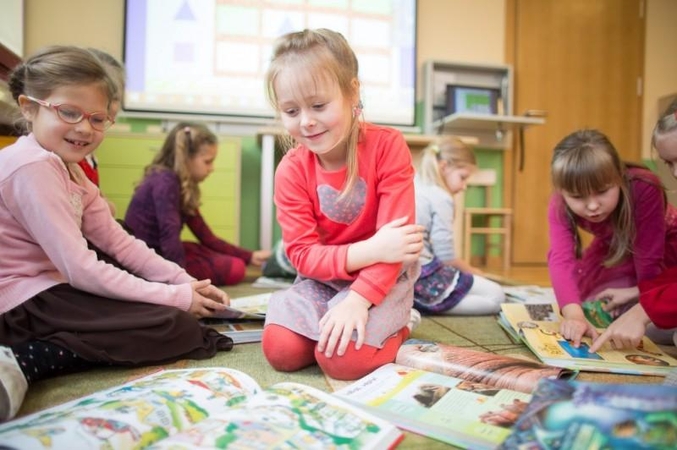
317, 178, 367, 224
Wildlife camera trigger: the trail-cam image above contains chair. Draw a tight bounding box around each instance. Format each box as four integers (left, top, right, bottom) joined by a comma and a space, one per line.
462, 169, 513, 271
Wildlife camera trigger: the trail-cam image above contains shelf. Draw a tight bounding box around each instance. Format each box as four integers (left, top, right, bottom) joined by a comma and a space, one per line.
432, 113, 545, 133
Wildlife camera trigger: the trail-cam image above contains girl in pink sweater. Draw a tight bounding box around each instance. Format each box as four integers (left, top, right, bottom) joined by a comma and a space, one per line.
0, 46, 232, 422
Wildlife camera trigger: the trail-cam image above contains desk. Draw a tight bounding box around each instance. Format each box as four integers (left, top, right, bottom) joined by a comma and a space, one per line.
256, 128, 446, 250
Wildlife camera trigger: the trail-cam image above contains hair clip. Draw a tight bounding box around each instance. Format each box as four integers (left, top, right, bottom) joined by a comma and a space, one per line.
352, 100, 363, 118
184, 126, 191, 134
430, 144, 440, 154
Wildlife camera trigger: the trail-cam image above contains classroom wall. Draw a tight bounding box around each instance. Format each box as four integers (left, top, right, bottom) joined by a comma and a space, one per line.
19, 0, 675, 248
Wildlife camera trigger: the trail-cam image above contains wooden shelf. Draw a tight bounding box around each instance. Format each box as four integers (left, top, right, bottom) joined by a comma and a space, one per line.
433, 113, 545, 133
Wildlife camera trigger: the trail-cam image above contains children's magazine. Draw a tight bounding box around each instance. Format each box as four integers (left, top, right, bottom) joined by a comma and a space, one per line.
499, 302, 677, 376
334, 363, 533, 449
396, 339, 576, 394
498, 378, 677, 449
0, 368, 403, 449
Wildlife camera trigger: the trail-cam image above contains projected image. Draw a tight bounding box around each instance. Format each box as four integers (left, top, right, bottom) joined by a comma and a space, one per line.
124, 0, 417, 126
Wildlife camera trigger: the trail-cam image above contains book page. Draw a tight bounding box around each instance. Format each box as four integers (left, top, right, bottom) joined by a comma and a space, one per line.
211, 293, 270, 319
150, 382, 402, 450
0, 368, 261, 449
500, 303, 677, 376
500, 378, 677, 449
335, 363, 531, 449
396, 339, 576, 394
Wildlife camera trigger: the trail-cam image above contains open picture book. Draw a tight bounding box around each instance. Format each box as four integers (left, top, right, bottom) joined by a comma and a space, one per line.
0, 368, 403, 449
498, 378, 677, 449
332, 340, 575, 449
498, 302, 677, 376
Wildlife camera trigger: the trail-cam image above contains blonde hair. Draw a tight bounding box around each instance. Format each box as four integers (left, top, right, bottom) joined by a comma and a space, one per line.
143, 122, 217, 215
418, 136, 476, 195
8, 45, 117, 134
652, 99, 677, 147
265, 28, 362, 198
551, 129, 658, 266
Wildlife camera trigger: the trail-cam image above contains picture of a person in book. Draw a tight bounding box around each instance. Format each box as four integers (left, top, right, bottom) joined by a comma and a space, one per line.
413, 383, 450, 408
625, 354, 669, 366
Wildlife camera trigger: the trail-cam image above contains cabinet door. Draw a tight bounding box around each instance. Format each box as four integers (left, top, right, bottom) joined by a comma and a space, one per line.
507, 0, 644, 264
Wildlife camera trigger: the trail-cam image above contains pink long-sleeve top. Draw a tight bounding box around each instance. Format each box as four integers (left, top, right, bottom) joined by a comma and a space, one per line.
0, 134, 195, 315
548, 167, 676, 309
273, 123, 416, 306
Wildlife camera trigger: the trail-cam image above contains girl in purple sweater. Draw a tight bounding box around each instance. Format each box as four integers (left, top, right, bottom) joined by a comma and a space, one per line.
0, 46, 233, 422
548, 129, 677, 348
125, 122, 270, 286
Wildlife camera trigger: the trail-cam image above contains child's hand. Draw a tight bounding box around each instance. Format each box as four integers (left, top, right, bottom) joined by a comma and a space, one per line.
589, 303, 650, 353
317, 291, 371, 357
188, 279, 229, 318
560, 304, 599, 347
596, 287, 639, 317
369, 216, 424, 264
250, 250, 272, 267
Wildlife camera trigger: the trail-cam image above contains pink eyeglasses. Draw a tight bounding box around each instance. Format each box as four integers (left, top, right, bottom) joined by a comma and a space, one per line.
25, 96, 114, 131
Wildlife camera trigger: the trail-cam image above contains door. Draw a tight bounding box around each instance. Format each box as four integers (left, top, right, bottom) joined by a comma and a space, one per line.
506, 0, 645, 264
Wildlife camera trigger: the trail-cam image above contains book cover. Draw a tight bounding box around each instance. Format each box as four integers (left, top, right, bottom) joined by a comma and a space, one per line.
396, 339, 576, 394
499, 378, 677, 449
334, 363, 533, 449
499, 303, 677, 376
0, 368, 403, 449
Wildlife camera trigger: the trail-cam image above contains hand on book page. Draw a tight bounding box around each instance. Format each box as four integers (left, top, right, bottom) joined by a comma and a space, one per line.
500, 303, 677, 376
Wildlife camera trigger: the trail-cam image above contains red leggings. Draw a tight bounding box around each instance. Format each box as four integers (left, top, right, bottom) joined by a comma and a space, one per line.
261, 324, 410, 380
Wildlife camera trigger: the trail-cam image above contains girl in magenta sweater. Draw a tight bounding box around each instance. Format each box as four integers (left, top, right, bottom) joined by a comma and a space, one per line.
547, 129, 677, 348
0, 46, 232, 422
124, 122, 270, 286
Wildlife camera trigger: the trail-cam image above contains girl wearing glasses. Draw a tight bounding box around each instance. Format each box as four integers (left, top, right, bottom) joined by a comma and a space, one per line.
0, 46, 233, 422
124, 122, 271, 286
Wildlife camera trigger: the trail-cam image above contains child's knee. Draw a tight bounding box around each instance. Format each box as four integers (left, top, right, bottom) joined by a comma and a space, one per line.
261, 325, 315, 372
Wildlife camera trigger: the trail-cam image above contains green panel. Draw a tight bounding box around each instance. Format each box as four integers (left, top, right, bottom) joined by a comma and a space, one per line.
98, 166, 146, 196
96, 136, 163, 166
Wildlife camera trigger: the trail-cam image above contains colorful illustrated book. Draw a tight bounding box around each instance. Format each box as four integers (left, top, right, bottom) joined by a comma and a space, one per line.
211, 292, 270, 320
0, 368, 403, 449
499, 378, 677, 449
499, 303, 677, 376
334, 363, 533, 449
396, 339, 576, 395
